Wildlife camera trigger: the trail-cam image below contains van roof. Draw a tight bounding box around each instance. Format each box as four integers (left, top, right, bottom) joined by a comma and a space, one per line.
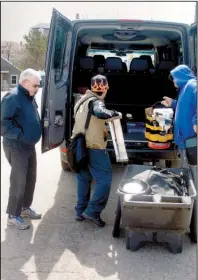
72, 19, 189, 28
73, 19, 190, 49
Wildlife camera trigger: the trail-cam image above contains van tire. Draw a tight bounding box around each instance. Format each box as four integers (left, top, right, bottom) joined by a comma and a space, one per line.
189, 202, 197, 243
109, 152, 117, 164
112, 197, 121, 238
61, 160, 71, 172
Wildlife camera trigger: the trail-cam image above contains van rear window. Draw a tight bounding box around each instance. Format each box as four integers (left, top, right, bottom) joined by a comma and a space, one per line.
54, 25, 67, 82
87, 49, 155, 71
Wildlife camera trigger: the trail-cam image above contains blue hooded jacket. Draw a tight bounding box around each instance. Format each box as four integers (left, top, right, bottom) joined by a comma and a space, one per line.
170, 65, 197, 148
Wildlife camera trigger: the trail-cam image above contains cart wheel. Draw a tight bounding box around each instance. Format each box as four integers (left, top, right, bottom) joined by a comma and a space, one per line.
165, 160, 172, 168
112, 197, 121, 238
189, 201, 197, 243
167, 235, 183, 254
126, 232, 144, 252
126, 231, 130, 250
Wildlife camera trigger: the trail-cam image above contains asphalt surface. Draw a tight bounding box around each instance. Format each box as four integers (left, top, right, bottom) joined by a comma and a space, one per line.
1, 91, 196, 280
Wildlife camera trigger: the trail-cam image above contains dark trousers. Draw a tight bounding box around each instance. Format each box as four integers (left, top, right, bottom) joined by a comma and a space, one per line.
3, 141, 37, 216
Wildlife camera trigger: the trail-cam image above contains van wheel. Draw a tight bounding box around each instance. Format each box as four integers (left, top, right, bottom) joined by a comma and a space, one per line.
112, 197, 121, 238
189, 201, 197, 243
109, 152, 117, 164
61, 160, 71, 172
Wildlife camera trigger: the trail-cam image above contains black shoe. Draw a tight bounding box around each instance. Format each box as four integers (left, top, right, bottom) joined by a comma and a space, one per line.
75, 215, 85, 222
82, 213, 106, 227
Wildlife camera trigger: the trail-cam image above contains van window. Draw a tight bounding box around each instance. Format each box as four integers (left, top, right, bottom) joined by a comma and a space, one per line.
178, 41, 183, 64
54, 25, 67, 83
87, 49, 155, 71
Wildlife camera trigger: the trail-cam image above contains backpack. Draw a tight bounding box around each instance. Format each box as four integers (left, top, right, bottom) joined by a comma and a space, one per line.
66, 97, 96, 173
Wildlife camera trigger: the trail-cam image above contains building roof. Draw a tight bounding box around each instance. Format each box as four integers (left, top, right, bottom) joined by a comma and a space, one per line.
31, 23, 50, 30
1, 56, 21, 73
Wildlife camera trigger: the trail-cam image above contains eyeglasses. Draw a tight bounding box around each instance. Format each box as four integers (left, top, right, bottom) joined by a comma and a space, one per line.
33, 84, 40, 88
25, 79, 40, 88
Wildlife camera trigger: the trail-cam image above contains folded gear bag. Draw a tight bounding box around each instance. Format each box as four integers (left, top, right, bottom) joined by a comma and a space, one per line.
132, 167, 188, 197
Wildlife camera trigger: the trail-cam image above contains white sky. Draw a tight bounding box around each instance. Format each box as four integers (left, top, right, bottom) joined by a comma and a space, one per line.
1, 1, 197, 42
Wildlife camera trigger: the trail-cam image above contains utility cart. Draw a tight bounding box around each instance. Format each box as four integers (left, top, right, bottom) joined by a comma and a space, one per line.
112, 164, 197, 254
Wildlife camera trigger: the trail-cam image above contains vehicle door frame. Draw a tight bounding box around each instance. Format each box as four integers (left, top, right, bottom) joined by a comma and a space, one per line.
41, 8, 73, 153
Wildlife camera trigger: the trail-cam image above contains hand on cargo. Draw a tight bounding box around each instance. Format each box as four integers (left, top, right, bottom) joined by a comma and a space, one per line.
193, 125, 197, 134
161, 96, 173, 107
106, 111, 122, 122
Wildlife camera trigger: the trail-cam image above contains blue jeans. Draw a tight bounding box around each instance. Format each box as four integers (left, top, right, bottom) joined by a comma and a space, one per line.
75, 149, 112, 218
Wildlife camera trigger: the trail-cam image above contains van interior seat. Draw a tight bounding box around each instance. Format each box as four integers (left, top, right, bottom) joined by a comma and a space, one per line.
79, 56, 95, 70
129, 58, 149, 74
93, 55, 105, 66
104, 57, 125, 105
75, 56, 95, 93
127, 59, 151, 119
122, 62, 128, 72
157, 60, 175, 76
105, 57, 123, 73
93, 55, 106, 74
140, 55, 154, 69
106, 58, 151, 121
154, 60, 177, 101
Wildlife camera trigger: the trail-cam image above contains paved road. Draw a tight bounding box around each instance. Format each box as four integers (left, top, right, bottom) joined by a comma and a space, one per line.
1, 91, 196, 280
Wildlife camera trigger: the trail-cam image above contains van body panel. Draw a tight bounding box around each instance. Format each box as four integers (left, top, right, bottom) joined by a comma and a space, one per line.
42, 9, 195, 161
41, 9, 72, 153
189, 22, 197, 74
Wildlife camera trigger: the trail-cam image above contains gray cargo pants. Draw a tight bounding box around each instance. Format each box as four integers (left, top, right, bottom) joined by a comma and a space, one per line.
3, 141, 37, 216
179, 148, 189, 169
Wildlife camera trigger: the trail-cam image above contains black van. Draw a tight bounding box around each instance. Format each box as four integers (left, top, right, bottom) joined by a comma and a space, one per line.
41, 8, 197, 170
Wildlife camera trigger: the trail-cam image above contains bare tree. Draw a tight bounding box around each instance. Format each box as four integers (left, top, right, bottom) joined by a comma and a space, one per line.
1, 41, 18, 61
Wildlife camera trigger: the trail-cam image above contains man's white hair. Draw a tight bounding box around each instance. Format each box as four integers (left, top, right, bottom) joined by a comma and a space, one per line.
19, 69, 41, 83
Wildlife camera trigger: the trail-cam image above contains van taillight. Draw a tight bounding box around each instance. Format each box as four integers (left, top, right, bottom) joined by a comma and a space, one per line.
61, 147, 67, 154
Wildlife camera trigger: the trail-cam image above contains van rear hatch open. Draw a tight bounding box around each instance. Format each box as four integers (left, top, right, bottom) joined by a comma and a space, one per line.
71, 20, 190, 160
41, 10, 193, 159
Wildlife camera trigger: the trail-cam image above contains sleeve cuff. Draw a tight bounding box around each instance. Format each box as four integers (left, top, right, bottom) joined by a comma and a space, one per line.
171, 100, 177, 110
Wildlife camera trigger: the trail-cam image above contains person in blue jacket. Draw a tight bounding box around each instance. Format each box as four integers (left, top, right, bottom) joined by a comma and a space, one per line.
161, 64, 197, 167
1, 69, 42, 230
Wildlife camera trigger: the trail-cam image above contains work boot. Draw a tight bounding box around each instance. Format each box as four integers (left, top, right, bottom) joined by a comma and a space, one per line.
75, 215, 85, 222
82, 213, 106, 227
21, 208, 42, 219
7, 216, 30, 230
